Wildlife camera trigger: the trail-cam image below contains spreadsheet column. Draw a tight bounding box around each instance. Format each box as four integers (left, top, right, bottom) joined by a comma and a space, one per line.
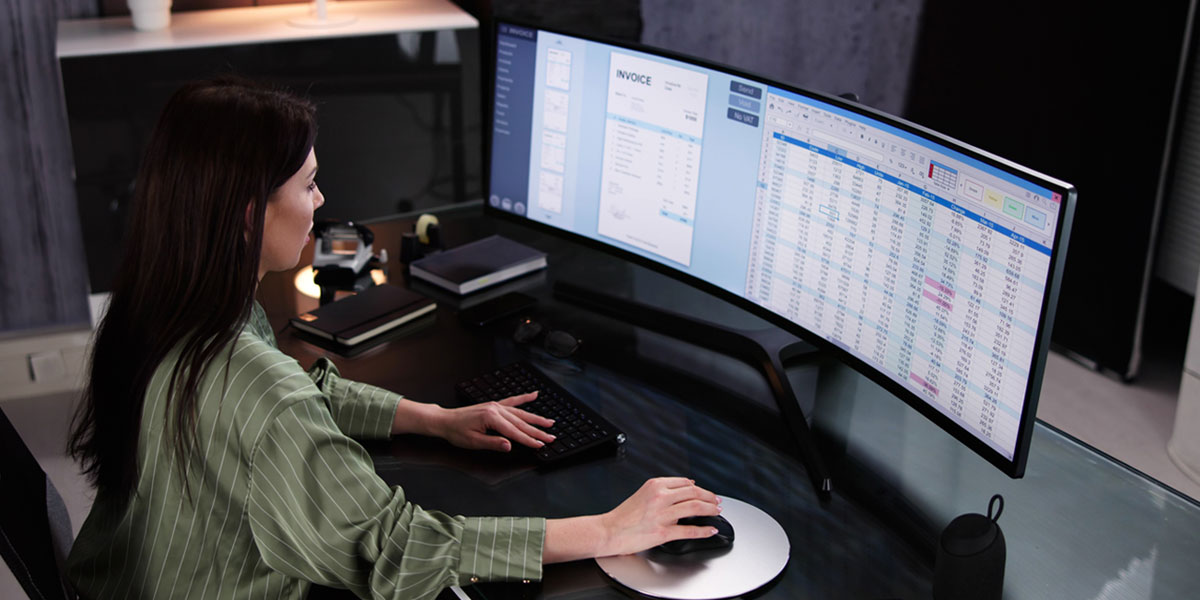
899, 196, 937, 398
861, 171, 895, 367
921, 206, 968, 414
948, 220, 995, 424
771, 138, 809, 320
747, 134, 785, 306
880, 185, 915, 379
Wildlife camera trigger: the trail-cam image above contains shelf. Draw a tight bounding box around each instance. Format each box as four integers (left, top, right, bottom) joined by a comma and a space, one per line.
56, 0, 476, 58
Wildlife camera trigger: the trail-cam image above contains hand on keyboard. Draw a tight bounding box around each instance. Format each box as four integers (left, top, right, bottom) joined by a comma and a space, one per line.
433, 392, 558, 452
455, 362, 627, 463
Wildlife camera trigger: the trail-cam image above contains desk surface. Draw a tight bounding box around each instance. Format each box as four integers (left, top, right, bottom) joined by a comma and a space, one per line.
56, 0, 476, 58
262, 208, 1200, 599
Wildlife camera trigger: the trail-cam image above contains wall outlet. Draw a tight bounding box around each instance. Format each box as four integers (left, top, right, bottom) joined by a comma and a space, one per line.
0, 328, 92, 402
28, 350, 68, 382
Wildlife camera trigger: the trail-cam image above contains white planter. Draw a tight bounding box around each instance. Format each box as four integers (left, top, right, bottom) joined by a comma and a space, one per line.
127, 0, 172, 31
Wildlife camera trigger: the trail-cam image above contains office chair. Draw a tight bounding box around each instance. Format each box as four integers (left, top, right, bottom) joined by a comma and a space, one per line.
0, 407, 74, 600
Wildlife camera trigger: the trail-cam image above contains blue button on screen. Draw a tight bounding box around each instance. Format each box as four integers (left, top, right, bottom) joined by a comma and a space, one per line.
727, 108, 759, 127
729, 94, 761, 112
730, 81, 763, 99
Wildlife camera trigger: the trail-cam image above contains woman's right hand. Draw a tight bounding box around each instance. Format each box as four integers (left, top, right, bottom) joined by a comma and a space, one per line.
543, 477, 722, 563
597, 477, 722, 557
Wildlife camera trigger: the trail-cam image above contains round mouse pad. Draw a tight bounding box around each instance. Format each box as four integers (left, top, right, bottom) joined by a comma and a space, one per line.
595, 496, 790, 600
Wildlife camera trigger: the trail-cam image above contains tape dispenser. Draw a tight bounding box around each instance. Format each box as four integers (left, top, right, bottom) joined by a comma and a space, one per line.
400, 213, 443, 264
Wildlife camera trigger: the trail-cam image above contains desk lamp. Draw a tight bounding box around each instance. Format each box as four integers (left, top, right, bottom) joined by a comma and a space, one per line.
295, 221, 387, 304
288, 0, 356, 28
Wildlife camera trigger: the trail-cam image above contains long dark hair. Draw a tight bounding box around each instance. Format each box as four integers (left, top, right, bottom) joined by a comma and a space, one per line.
69, 78, 317, 506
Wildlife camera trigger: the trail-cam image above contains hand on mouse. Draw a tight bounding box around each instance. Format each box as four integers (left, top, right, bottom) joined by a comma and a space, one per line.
543, 478, 721, 563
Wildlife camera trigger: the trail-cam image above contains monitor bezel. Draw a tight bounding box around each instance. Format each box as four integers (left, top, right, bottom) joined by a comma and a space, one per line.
483, 19, 1077, 478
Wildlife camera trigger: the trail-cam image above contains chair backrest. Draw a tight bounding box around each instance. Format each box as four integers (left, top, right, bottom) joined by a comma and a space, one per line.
0, 407, 74, 600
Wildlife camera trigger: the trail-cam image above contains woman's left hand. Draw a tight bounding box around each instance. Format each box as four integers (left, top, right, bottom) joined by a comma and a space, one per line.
431, 392, 557, 452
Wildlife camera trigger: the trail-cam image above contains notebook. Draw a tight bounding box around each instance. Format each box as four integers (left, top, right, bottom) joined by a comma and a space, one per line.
289, 284, 437, 346
409, 235, 547, 295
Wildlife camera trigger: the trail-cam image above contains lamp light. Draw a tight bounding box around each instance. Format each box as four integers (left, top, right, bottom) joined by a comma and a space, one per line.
294, 266, 387, 299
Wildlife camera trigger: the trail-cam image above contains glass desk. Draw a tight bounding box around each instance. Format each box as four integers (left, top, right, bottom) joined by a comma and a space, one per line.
264, 208, 1200, 599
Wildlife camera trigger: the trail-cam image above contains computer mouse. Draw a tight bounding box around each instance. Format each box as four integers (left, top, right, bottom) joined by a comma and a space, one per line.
512, 318, 544, 343
654, 515, 735, 555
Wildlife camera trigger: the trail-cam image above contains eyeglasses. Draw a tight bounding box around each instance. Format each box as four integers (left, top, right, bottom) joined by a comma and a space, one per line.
512, 318, 581, 358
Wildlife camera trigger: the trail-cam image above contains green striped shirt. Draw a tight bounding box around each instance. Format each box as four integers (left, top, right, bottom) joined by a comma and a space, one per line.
67, 302, 544, 599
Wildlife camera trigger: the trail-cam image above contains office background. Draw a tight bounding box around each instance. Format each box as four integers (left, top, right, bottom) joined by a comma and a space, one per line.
2, 0, 931, 333
4, 1, 1200, 596
8, 0, 1199, 376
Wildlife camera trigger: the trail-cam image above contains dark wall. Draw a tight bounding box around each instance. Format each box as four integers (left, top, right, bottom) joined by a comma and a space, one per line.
641, 0, 925, 116
905, 0, 1196, 379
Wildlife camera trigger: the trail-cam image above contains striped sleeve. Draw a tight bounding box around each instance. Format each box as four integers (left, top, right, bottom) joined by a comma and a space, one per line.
459, 517, 546, 583
246, 397, 544, 600
246, 300, 397, 440
307, 357, 400, 440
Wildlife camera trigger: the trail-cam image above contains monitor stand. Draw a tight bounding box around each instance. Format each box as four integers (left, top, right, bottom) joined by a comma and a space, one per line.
553, 280, 833, 500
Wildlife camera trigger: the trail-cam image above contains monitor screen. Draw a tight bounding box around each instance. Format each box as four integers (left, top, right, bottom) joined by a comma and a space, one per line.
486, 22, 1075, 477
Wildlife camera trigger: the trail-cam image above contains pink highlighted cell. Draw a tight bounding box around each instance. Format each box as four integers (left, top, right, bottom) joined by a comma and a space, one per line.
922, 289, 953, 311
924, 275, 955, 297
910, 372, 939, 396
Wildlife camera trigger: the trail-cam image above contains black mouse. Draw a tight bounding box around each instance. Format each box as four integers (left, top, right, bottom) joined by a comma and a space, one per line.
512, 318, 544, 343
655, 515, 735, 555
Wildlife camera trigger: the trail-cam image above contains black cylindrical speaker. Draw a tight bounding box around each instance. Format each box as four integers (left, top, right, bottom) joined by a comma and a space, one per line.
933, 494, 1006, 600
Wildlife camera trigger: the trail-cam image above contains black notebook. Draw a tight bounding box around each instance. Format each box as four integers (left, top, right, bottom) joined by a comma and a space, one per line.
289, 284, 437, 346
409, 235, 547, 295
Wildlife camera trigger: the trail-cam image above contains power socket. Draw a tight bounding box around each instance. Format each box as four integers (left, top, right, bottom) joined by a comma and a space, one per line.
28, 350, 68, 382
0, 329, 91, 401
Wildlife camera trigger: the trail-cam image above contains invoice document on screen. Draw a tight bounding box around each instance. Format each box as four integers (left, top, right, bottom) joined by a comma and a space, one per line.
598, 53, 708, 266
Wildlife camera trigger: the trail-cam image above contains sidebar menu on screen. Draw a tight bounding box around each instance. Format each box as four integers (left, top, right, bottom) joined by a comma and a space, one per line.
490, 25, 538, 213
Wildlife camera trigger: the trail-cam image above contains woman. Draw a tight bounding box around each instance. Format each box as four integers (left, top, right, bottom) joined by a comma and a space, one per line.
67, 78, 721, 599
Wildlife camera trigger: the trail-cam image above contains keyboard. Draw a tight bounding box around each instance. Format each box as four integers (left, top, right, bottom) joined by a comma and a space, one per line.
454, 361, 626, 463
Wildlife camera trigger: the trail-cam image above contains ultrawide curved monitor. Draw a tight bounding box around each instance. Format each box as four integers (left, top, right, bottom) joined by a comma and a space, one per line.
485, 21, 1076, 477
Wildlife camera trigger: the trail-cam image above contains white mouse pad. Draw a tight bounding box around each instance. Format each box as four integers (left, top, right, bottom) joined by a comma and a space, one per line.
595, 496, 790, 599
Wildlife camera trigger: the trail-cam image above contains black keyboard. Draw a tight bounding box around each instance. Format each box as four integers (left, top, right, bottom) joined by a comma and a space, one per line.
454, 361, 626, 463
